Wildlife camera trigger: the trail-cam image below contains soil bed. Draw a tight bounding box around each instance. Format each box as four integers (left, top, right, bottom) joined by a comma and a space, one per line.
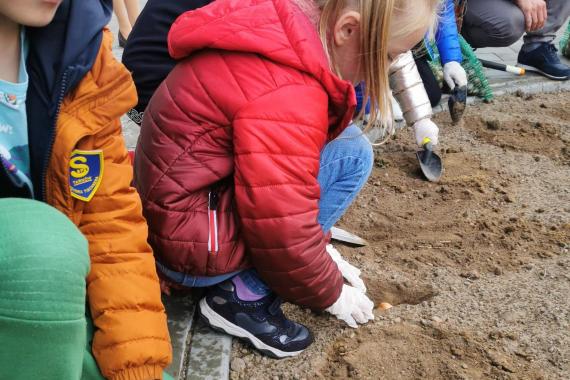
231, 91, 569, 380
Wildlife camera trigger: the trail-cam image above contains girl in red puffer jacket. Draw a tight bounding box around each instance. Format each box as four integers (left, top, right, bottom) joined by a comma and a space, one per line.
134, 0, 440, 358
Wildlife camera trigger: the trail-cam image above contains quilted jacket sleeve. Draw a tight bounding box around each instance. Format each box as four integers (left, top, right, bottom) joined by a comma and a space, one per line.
233, 84, 344, 310
390, 51, 433, 126
78, 32, 172, 380
436, 0, 462, 65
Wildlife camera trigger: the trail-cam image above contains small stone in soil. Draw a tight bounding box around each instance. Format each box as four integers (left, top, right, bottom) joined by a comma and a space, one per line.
486, 120, 502, 130
432, 316, 443, 323
394, 185, 406, 193
504, 226, 515, 234
460, 270, 480, 280
504, 194, 514, 203
438, 186, 450, 194
231, 358, 247, 372
501, 311, 520, 323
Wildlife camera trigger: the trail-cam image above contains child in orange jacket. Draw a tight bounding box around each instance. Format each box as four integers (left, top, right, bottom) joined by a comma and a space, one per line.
0, 1, 171, 379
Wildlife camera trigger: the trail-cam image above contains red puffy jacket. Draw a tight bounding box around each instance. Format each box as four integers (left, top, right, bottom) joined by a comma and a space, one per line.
134, 0, 356, 309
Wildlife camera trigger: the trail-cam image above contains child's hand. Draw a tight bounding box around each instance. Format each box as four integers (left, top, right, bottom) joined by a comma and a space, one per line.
414, 119, 439, 147
325, 285, 375, 328
326, 244, 366, 293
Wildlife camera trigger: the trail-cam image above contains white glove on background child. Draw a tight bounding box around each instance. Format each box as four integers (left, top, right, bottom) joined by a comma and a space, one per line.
326, 284, 375, 328
326, 245, 366, 293
391, 94, 404, 122
414, 118, 439, 146
443, 61, 468, 90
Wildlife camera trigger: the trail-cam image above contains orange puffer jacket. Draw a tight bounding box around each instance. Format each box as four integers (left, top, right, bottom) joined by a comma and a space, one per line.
45, 29, 172, 380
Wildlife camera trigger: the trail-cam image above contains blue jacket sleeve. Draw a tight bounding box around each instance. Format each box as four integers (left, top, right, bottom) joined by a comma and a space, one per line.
354, 83, 370, 116
435, 0, 462, 65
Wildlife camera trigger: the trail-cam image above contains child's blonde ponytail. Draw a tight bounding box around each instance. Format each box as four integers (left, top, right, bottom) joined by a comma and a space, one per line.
314, 0, 440, 137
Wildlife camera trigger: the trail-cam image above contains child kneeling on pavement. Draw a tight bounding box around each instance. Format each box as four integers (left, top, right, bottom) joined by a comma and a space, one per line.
135, 0, 440, 358
0, 1, 172, 379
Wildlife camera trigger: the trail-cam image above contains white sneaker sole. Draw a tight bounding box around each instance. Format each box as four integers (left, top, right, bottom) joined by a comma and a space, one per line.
198, 298, 305, 359
517, 63, 570, 81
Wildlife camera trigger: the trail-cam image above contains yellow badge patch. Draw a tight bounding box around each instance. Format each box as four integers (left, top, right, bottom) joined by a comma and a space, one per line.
69, 149, 104, 202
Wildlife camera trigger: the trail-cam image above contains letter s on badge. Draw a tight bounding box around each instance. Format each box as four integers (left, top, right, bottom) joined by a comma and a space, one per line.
70, 156, 89, 178
69, 150, 104, 202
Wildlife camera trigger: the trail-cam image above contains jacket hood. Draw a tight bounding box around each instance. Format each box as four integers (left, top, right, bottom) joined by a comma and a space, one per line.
27, 0, 112, 109
26, 0, 112, 200
167, 0, 356, 128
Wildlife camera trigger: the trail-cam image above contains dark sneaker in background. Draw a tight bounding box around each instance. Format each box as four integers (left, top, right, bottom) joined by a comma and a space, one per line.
518, 43, 570, 81
199, 281, 313, 358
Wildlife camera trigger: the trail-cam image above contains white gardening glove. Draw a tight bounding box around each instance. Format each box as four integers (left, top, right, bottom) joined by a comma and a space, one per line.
414, 118, 439, 147
326, 284, 375, 328
326, 245, 366, 293
443, 61, 468, 90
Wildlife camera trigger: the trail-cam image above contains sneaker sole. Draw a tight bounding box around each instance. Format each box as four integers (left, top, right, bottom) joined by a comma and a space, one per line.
517, 64, 570, 81
198, 298, 305, 359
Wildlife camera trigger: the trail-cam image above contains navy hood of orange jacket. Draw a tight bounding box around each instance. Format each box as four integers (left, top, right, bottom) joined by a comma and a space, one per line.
0, 0, 112, 200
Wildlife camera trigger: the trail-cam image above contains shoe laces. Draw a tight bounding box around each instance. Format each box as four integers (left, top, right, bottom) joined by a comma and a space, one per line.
545, 44, 561, 61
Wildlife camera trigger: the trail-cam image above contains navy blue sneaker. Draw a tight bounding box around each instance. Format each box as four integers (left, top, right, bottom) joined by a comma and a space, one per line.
199, 281, 313, 358
518, 43, 570, 81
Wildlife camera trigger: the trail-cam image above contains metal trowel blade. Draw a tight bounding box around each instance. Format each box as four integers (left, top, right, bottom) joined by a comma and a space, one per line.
448, 85, 468, 124
331, 227, 368, 246
416, 146, 443, 182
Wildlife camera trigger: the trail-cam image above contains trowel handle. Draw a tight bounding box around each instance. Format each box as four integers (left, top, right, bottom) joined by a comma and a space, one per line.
422, 137, 434, 152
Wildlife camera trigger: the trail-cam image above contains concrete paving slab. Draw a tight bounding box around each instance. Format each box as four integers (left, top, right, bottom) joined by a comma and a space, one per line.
484, 70, 515, 81
185, 319, 232, 380
493, 52, 518, 64
163, 296, 196, 379
475, 52, 503, 62
510, 40, 524, 51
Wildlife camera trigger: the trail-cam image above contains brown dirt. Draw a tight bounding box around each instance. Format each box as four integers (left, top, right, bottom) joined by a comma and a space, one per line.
231, 91, 570, 380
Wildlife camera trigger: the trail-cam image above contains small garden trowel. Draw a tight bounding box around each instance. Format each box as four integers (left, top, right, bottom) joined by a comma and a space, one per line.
416, 138, 443, 182
331, 227, 367, 246
448, 85, 468, 124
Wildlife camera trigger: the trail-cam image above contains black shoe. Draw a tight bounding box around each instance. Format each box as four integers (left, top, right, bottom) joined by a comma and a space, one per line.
199, 281, 313, 358
517, 43, 570, 81
118, 31, 128, 48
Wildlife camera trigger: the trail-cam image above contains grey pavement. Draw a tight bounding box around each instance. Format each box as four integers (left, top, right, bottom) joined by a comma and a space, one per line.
108, 3, 570, 379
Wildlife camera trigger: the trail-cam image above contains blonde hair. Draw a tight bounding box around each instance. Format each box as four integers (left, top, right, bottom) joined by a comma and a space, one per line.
312, 0, 440, 135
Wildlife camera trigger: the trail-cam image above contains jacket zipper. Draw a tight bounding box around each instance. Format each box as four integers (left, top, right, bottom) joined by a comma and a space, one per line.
40, 70, 69, 201
207, 189, 220, 255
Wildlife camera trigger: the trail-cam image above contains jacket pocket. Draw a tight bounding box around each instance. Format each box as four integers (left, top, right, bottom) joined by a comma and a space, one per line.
205, 179, 249, 276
